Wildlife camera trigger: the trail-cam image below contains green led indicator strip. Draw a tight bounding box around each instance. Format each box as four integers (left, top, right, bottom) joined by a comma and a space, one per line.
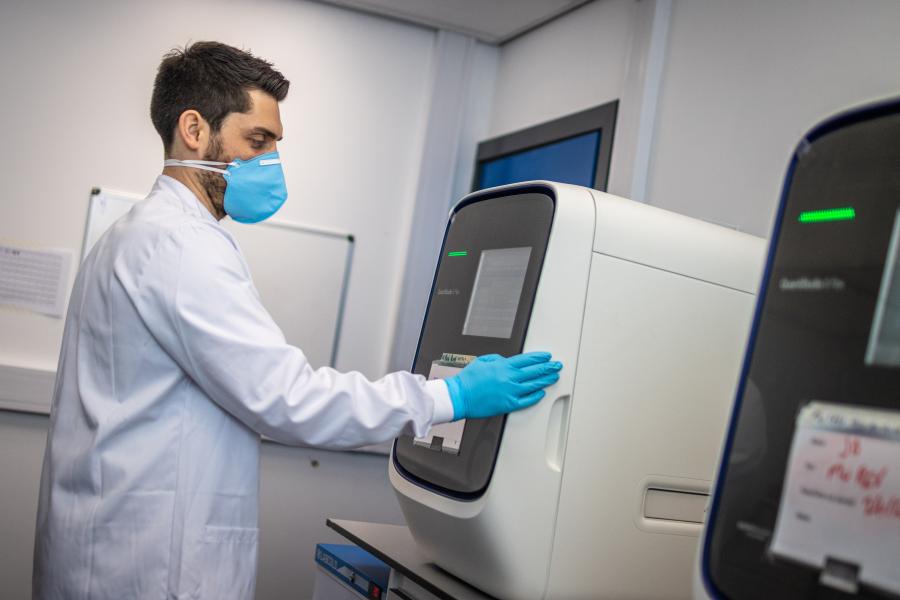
447, 251, 468, 257
798, 207, 856, 223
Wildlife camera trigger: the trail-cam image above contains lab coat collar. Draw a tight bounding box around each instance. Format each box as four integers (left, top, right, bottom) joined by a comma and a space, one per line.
154, 174, 219, 224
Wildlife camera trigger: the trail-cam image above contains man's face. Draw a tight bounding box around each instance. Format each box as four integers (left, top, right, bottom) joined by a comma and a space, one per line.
199, 89, 284, 218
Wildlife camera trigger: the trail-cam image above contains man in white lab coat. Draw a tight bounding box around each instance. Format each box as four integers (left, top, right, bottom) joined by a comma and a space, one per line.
32, 42, 561, 599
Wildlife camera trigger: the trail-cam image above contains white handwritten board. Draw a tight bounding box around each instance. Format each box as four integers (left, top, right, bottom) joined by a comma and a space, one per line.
770, 401, 900, 595
83, 187, 353, 370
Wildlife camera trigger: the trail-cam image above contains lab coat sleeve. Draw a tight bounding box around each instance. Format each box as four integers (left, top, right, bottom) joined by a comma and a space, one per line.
129, 222, 454, 448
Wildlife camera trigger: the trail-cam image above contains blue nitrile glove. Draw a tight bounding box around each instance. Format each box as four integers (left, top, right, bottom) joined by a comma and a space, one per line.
445, 352, 563, 420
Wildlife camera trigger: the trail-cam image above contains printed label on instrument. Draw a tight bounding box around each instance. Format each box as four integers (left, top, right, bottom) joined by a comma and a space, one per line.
413, 353, 476, 455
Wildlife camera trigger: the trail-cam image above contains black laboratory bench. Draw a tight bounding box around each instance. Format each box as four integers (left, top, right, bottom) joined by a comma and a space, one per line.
326, 519, 497, 600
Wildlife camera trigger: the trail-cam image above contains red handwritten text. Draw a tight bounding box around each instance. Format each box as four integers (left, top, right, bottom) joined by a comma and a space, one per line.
826, 463, 852, 482
856, 466, 888, 490
826, 464, 888, 491
839, 436, 861, 459
863, 494, 900, 519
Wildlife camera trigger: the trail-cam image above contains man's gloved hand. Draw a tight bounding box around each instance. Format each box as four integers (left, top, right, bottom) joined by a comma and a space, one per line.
445, 352, 563, 421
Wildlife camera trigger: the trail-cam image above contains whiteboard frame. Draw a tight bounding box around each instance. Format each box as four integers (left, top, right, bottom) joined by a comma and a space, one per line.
244, 217, 356, 369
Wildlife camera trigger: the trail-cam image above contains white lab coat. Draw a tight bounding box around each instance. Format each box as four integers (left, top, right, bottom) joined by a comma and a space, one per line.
33, 175, 452, 600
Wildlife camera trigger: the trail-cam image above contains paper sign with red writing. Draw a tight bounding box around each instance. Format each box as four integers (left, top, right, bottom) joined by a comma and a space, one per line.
770, 401, 900, 595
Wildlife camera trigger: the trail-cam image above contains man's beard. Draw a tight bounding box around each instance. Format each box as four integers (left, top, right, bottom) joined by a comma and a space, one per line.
198, 134, 228, 219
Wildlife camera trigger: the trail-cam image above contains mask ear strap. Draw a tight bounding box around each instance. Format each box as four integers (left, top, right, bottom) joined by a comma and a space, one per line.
164, 159, 231, 174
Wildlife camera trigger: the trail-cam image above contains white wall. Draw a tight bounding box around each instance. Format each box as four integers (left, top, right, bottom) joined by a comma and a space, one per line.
488, 0, 639, 138
0, 0, 440, 597
644, 0, 900, 237
0, 413, 47, 600
387, 33, 500, 372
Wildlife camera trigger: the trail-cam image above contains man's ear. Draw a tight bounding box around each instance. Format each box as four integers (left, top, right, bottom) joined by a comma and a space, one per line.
176, 109, 208, 153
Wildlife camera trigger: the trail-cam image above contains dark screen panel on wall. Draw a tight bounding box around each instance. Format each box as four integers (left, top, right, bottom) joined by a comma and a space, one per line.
478, 131, 601, 189
473, 100, 617, 192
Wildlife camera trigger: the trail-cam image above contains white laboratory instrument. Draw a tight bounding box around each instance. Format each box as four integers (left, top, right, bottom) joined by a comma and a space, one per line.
390, 181, 765, 599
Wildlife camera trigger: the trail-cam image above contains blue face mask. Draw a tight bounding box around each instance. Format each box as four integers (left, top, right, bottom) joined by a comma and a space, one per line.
164, 151, 288, 223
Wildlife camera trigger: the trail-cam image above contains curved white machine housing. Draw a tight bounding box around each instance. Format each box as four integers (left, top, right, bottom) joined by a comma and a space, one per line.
390, 181, 765, 599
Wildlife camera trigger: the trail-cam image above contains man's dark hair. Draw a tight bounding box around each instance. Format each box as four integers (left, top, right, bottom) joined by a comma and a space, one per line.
151, 41, 289, 153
